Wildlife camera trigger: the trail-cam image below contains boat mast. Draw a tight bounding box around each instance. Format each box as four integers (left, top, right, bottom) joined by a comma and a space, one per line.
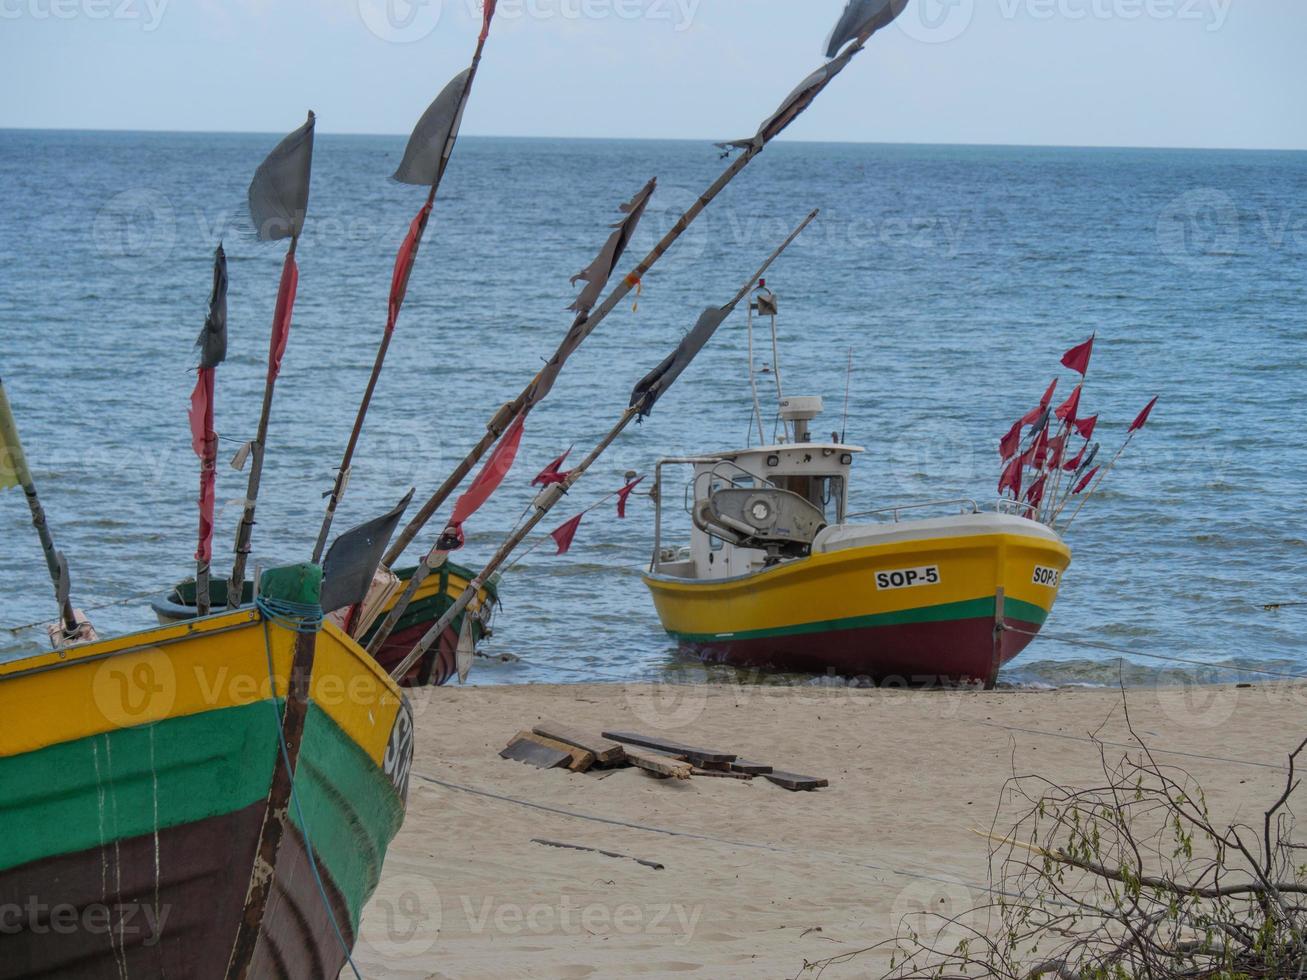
0, 378, 80, 643
746, 294, 765, 446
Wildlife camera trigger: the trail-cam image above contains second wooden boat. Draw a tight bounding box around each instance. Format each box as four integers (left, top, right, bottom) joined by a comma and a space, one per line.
152, 561, 499, 687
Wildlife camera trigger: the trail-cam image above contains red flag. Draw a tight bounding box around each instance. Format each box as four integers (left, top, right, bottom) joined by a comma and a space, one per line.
189, 368, 218, 563
998, 455, 1023, 497
1020, 381, 1058, 425
1074, 466, 1099, 494
1061, 335, 1094, 376
617, 476, 645, 518
1129, 396, 1159, 433
1055, 385, 1081, 424
532, 446, 573, 488
266, 252, 299, 384
550, 513, 583, 555
1046, 433, 1067, 469
999, 420, 1022, 461
1032, 426, 1051, 467
1025, 474, 1047, 509
479, 0, 497, 43
450, 412, 526, 527
1063, 443, 1085, 472
386, 201, 433, 338
1073, 414, 1098, 440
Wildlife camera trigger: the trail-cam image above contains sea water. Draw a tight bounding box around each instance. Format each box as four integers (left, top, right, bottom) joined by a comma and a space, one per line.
1, 132, 1304, 687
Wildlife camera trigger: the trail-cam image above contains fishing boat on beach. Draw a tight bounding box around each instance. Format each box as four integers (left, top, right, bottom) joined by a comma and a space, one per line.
642, 287, 1073, 687
0, 564, 414, 979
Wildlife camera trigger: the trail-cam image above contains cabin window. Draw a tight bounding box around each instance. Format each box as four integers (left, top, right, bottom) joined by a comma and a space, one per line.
775, 474, 845, 523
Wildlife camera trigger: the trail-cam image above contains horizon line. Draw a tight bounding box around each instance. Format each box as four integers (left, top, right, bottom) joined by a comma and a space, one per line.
1, 126, 1304, 154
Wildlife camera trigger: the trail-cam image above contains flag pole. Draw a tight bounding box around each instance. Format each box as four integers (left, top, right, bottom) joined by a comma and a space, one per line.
0, 378, 80, 641
369, 32, 887, 652
383, 39, 875, 570
228, 237, 296, 607
387, 210, 818, 681
228, 111, 316, 607
311, 5, 497, 564
1058, 434, 1132, 531
194, 367, 217, 617
191, 244, 228, 617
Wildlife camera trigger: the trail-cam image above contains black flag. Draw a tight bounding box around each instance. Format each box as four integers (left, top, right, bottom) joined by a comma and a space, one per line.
825, 0, 911, 59
393, 69, 472, 186
248, 111, 316, 242
630, 306, 733, 419
195, 244, 229, 369
321, 489, 414, 614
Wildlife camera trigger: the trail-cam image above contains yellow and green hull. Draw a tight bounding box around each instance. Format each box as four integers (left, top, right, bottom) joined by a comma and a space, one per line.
0, 605, 413, 978
645, 525, 1071, 685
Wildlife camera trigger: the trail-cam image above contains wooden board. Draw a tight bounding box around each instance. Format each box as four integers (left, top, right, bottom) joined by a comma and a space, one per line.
622, 748, 692, 780
690, 768, 754, 780
601, 731, 736, 766
533, 721, 626, 765
499, 735, 571, 770
730, 760, 773, 775
763, 770, 828, 792
512, 730, 594, 772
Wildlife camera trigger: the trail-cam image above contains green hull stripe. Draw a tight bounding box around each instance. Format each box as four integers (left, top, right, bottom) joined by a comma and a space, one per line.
669, 595, 1049, 645
0, 701, 279, 873
292, 705, 406, 929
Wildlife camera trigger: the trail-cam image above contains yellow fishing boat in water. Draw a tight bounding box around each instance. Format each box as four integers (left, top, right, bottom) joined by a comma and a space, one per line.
643, 288, 1072, 687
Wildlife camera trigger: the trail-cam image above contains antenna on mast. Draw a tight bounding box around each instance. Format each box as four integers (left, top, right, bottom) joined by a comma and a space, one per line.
841, 347, 853, 444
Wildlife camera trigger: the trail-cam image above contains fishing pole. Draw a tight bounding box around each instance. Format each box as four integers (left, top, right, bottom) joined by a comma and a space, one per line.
311, 3, 498, 564
370, 10, 903, 650
387, 210, 819, 683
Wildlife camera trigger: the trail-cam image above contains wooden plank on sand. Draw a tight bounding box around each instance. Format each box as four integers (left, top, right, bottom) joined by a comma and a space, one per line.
623, 748, 693, 780
763, 770, 828, 792
730, 759, 773, 775
690, 767, 754, 780
601, 731, 735, 766
533, 721, 626, 765
512, 730, 594, 772
500, 735, 571, 770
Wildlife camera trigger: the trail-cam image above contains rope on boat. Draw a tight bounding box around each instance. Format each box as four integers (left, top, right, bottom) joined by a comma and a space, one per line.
254, 595, 324, 634
0, 588, 171, 634
1004, 625, 1307, 683
260, 612, 364, 980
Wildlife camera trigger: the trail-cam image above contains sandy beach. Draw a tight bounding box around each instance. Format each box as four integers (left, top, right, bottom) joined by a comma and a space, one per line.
351, 679, 1306, 979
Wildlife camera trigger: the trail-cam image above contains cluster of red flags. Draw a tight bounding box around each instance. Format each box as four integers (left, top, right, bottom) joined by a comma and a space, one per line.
997, 335, 1158, 516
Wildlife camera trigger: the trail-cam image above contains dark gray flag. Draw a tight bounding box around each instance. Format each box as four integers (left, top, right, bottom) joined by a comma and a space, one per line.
393, 69, 472, 186
1075, 443, 1100, 479
719, 44, 858, 153
195, 244, 228, 369
568, 178, 657, 316
825, 0, 911, 59
321, 489, 414, 614
630, 306, 733, 419
248, 111, 316, 242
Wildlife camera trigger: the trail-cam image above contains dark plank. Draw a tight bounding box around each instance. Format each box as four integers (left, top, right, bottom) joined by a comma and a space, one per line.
532, 839, 664, 870
500, 736, 571, 770
690, 768, 754, 780
763, 770, 828, 792
623, 748, 693, 780
512, 730, 594, 772
730, 760, 774, 775
601, 731, 736, 765
533, 721, 626, 765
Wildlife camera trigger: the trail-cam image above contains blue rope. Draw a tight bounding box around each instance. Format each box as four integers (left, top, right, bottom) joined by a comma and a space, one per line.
259, 612, 364, 980
255, 595, 324, 633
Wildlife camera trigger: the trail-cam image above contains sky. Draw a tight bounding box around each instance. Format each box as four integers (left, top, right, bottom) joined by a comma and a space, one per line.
0, 0, 1303, 150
